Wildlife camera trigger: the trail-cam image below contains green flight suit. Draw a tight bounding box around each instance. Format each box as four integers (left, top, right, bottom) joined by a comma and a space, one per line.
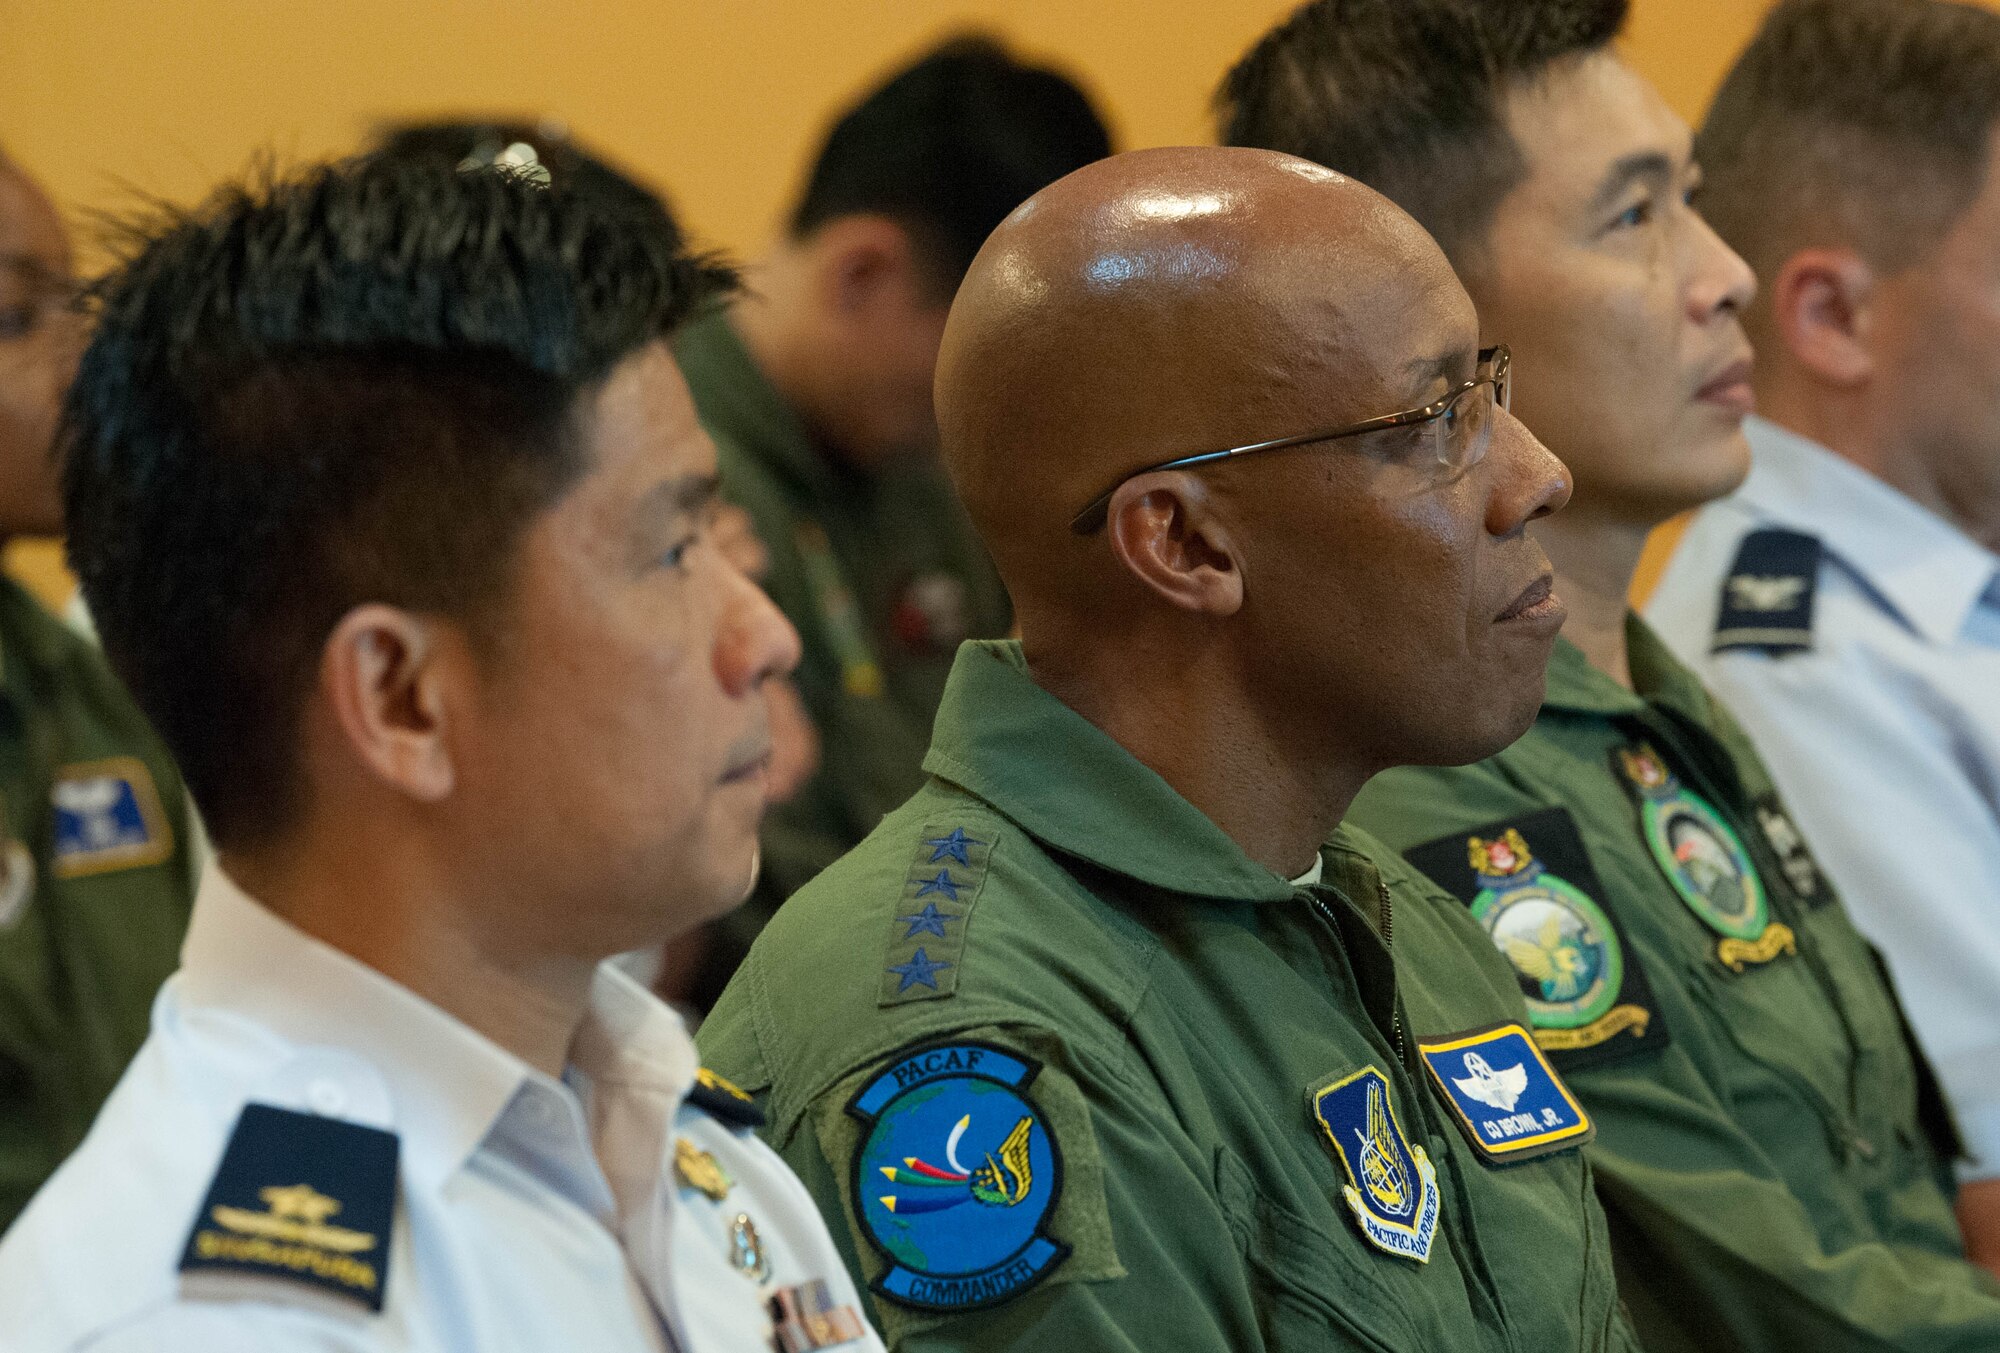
0, 578, 195, 1228
672, 310, 1011, 1001
699, 640, 1640, 1352
1348, 617, 2000, 1352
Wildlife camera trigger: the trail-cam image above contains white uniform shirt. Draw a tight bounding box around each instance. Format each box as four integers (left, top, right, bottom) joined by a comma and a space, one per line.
0, 867, 884, 1353
1647, 415, 2000, 1180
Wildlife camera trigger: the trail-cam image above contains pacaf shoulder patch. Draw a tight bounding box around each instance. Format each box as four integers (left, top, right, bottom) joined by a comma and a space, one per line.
846, 1040, 1068, 1312
1713, 528, 1820, 655
1417, 1022, 1594, 1165
51, 757, 174, 879
879, 825, 996, 1007
179, 1103, 399, 1312
1405, 807, 1669, 1071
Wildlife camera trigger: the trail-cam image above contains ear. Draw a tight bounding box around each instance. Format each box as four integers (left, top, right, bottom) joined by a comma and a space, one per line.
1770, 246, 1877, 388
1104, 473, 1245, 617
318, 604, 459, 803
809, 215, 923, 317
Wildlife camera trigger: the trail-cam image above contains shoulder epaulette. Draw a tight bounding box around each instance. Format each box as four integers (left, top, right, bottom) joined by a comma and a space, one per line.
1713, 528, 1821, 655
178, 1103, 400, 1312
687, 1067, 765, 1130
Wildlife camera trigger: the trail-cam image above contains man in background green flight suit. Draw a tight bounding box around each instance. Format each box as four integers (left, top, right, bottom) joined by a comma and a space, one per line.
1222, 0, 2000, 1346
0, 147, 194, 1229
674, 38, 1112, 1008
700, 146, 1641, 1351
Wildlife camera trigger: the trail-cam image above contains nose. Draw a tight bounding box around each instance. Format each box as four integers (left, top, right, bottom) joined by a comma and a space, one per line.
715, 559, 803, 698
1685, 207, 1757, 325
1485, 408, 1572, 537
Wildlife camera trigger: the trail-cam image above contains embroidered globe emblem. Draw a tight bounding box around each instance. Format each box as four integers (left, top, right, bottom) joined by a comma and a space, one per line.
857, 1076, 1058, 1281
1474, 882, 1621, 1030
1644, 793, 1767, 940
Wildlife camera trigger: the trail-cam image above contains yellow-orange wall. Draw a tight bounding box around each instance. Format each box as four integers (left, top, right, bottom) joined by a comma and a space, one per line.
7, 0, 1777, 265
0, 0, 1918, 606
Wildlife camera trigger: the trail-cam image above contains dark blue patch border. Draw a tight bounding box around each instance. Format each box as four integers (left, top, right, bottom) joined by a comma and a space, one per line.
845, 1038, 1071, 1313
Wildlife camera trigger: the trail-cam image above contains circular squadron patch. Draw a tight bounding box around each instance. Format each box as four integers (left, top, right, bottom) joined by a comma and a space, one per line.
847, 1041, 1067, 1312
1617, 744, 1795, 971
1468, 829, 1624, 1032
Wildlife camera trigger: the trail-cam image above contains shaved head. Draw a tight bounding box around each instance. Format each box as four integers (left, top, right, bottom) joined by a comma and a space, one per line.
933, 144, 1569, 844
936, 145, 1469, 613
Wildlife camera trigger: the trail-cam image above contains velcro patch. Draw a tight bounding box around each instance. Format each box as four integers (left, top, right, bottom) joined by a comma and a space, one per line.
1713, 528, 1820, 654
1309, 1066, 1438, 1263
846, 1041, 1068, 1311
878, 826, 995, 1007
51, 757, 173, 879
1418, 1022, 1594, 1165
1405, 807, 1669, 1071
179, 1103, 399, 1312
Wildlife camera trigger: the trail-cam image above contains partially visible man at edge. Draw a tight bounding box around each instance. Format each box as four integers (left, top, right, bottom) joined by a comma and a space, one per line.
1222, 0, 2000, 1347
0, 144, 195, 1230
1647, 0, 2000, 1276
676, 36, 1112, 1010
699, 145, 1644, 1350
0, 154, 884, 1352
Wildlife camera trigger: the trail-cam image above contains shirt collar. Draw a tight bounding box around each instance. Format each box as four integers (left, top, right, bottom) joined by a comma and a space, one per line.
1539, 617, 1710, 724
673, 305, 839, 498
1738, 416, 2000, 645
922, 641, 1298, 903
177, 866, 699, 1196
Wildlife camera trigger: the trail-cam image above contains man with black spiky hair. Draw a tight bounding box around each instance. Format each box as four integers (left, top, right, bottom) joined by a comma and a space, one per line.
0, 152, 882, 1353
1223, 0, 2000, 1346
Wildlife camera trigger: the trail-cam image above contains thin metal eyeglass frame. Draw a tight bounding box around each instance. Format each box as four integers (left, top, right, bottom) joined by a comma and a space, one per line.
1067, 345, 1511, 535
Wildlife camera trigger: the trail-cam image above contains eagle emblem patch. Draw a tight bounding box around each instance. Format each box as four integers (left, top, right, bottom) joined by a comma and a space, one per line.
1417, 1023, 1594, 1165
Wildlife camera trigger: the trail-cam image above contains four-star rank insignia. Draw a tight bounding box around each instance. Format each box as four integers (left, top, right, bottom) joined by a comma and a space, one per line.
1310, 1067, 1439, 1262
179, 1103, 399, 1312
1615, 743, 1797, 972
847, 1040, 1067, 1311
1406, 808, 1669, 1071
1417, 1022, 1594, 1165
879, 825, 996, 1007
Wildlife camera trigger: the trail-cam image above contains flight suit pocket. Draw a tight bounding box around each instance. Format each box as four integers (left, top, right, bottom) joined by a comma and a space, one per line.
1213, 1145, 1419, 1353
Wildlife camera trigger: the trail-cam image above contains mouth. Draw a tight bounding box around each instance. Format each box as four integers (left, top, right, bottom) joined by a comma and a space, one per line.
1496, 573, 1565, 627
1695, 355, 1756, 416
719, 736, 773, 787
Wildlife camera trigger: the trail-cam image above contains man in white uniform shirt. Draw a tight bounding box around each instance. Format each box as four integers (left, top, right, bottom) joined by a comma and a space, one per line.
1646, 0, 2000, 1272
0, 152, 884, 1351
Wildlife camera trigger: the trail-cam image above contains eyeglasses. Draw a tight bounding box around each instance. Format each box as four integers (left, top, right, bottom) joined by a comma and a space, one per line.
1068, 345, 1512, 535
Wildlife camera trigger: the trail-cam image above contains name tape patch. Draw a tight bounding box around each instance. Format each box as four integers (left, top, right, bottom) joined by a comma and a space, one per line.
1417, 1022, 1595, 1165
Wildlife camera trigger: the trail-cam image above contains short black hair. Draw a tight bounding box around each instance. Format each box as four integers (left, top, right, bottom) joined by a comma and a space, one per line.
1217, 0, 1629, 265
790, 35, 1113, 287
1697, 0, 2000, 289
63, 155, 734, 848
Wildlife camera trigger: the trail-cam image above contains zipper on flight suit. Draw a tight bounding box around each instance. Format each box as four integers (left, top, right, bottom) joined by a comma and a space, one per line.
1307, 879, 1405, 1067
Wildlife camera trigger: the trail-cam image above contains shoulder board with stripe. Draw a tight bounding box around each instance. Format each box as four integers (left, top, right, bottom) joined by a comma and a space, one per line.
1713, 528, 1821, 655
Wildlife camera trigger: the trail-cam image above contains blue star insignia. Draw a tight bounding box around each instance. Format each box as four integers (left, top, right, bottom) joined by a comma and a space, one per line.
921, 828, 983, 867
887, 947, 952, 993
896, 901, 956, 939
913, 869, 964, 901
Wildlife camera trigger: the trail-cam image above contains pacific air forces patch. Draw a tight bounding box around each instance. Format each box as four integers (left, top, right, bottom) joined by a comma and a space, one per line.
1405, 807, 1668, 1071
179, 1103, 399, 1312
847, 1040, 1067, 1312
1615, 743, 1797, 972
1310, 1067, 1438, 1262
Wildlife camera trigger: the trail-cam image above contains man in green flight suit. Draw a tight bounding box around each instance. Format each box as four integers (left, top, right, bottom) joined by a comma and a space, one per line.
1222, 0, 2000, 1347
0, 146, 194, 1227
675, 38, 1112, 1007
699, 145, 1642, 1350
